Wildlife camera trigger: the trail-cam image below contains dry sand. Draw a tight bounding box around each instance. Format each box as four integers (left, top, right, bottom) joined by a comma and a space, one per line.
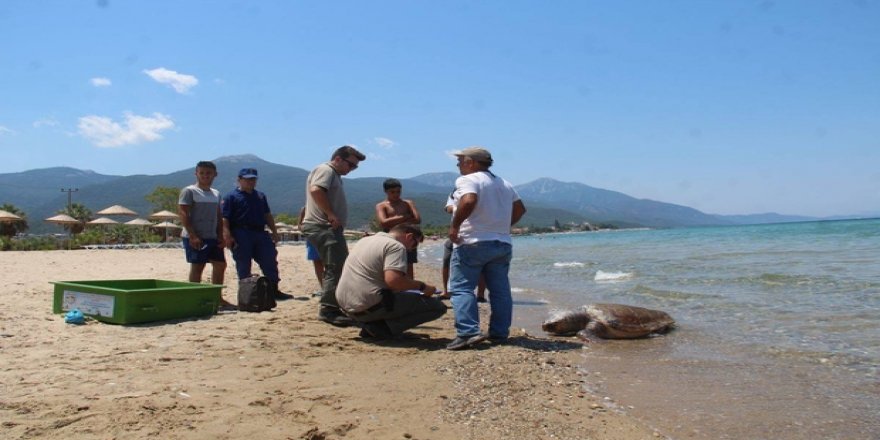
0, 245, 664, 439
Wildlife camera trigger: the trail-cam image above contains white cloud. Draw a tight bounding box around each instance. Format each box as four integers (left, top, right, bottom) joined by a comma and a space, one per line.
90, 77, 112, 87
373, 137, 397, 149
0, 125, 15, 136
33, 118, 59, 128
143, 67, 199, 94
77, 112, 175, 148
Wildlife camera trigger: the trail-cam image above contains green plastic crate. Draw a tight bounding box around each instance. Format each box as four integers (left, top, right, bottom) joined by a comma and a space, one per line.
52, 279, 221, 324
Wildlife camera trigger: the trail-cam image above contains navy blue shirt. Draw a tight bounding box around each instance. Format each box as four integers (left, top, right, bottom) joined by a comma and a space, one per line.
221, 188, 271, 229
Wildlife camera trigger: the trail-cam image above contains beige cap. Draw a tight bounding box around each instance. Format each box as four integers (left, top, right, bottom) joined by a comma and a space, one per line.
453, 146, 493, 164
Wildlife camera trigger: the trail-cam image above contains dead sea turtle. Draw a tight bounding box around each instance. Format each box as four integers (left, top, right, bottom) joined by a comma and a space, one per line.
542, 303, 675, 340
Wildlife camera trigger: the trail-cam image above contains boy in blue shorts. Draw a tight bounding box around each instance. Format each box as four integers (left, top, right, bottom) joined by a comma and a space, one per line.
178, 161, 227, 289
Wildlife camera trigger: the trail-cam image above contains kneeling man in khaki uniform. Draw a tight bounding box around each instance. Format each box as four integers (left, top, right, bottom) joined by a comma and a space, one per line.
336, 224, 446, 340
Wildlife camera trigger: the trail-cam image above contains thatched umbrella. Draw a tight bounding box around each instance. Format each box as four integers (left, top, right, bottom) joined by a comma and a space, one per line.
97, 205, 138, 216
148, 210, 179, 221
152, 220, 181, 242
45, 214, 81, 249
125, 218, 153, 226
0, 209, 23, 223
87, 217, 119, 244
124, 218, 153, 243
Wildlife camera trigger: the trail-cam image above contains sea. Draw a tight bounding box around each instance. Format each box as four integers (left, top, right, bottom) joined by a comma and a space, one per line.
422, 218, 880, 439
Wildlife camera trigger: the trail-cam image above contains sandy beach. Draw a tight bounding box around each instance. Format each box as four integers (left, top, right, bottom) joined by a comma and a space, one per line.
0, 244, 663, 440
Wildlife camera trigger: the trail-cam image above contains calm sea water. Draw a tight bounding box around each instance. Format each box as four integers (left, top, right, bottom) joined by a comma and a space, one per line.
423, 219, 880, 439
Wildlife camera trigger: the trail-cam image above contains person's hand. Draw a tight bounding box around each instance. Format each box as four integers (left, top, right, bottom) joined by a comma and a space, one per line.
448, 226, 460, 243
328, 213, 341, 230
223, 234, 235, 249
189, 235, 202, 250
421, 283, 438, 297
271, 232, 279, 245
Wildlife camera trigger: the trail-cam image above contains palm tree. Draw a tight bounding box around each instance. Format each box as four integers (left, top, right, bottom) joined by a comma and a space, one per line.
58, 203, 92, 234
0, 204, 28, 237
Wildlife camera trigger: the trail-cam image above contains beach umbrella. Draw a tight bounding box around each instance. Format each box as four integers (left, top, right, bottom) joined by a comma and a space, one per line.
124, 218, 153, 226
276, 224, 296, 241
148, 210, 179, 221
0, 209, 23, 222
45, 214, 82, 249
124, 218, 153, 243
97, 205, 138, 216
87, 217, 119, 244
87, 217, 119, 225
152, 220, 181, 242
45, 214, 80, 225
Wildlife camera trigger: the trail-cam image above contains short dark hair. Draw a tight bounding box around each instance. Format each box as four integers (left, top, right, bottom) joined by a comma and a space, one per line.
383, 178, 402, 191
332, 145, 366, 161
196, 161, 216, 171
390, 223, 424, 243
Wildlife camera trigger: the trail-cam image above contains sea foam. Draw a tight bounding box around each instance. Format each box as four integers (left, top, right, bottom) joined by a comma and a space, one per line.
594, 270, 633, 282
554, 261, 585, 268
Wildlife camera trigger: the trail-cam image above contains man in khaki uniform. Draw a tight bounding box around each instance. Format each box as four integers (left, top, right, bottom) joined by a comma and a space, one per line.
336, 224, 446, 340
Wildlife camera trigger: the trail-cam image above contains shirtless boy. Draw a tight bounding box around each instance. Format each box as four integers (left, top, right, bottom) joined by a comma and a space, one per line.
375, 178, 421, 277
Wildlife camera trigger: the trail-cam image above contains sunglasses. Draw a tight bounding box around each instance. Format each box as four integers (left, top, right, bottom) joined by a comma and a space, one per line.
343, 158, 359, 170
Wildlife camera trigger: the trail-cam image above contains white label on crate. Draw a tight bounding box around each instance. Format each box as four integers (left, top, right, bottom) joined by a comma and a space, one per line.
62, 290, 115, 317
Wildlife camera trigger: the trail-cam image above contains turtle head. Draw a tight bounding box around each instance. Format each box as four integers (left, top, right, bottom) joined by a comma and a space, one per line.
542, 309, 590, 336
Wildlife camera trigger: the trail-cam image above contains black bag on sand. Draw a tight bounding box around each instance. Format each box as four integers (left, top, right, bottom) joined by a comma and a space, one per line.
238, 276, 277, 312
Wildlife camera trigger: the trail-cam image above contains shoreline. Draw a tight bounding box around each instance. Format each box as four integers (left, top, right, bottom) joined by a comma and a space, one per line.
0, 247, 663, 440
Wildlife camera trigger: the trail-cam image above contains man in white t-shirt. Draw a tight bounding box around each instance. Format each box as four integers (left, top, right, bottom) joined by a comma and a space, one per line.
446, 147, 527, 350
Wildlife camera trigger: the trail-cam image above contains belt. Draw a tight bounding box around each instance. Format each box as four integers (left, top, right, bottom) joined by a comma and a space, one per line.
348, 301, 385, 316
348, 290, 395, 316
234, 225, 265, 231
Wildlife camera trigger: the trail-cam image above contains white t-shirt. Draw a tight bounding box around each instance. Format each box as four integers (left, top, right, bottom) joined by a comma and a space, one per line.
452, 171, 520, 246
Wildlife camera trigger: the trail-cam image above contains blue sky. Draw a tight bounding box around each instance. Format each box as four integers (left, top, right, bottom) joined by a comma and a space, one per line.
1, 1, 878, 217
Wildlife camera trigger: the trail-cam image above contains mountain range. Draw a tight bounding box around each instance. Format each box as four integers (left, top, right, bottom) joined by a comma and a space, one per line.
0, 154, 852, 234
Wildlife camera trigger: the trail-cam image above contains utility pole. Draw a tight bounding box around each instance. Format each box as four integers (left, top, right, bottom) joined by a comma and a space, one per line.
61, 188, 79, 212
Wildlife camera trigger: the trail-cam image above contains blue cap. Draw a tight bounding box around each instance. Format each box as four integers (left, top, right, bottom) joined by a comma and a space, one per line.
238, 168, 258, 178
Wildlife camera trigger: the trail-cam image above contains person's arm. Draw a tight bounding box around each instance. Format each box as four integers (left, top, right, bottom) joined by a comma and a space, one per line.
405, 199, 421, 224
309, 185, 341, 229
384, 269, 437, 297
215, 204, 225, 248
448, 193, 477, 243
375, 202, 394, 230
178, 204, 201, 249
265, 212, 279, 244
221, 217, 234, 249
511, 200, 526, 225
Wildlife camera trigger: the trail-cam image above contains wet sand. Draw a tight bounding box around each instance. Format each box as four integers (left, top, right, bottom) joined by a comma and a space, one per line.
0, 245, 663, 440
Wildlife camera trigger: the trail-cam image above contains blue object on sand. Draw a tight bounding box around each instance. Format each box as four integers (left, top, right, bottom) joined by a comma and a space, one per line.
65, 309, 85, 325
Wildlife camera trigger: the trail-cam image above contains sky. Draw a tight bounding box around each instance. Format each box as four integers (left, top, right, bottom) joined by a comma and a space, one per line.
1, 1, 878, 217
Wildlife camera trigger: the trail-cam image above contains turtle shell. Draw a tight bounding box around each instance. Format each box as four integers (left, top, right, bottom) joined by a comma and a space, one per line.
584, 303, 675, 339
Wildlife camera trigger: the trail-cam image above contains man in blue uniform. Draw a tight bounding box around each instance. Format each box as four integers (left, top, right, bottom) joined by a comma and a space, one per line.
221, 167, 293, 300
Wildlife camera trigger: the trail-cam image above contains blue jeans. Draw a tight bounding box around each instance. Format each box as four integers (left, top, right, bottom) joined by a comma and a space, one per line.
449, 240, 513, 338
